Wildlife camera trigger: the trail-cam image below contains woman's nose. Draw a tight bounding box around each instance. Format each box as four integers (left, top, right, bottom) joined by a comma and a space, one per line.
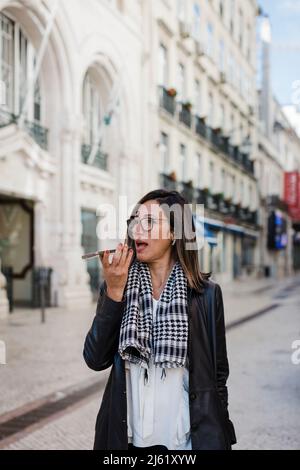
133, 221, 144, 236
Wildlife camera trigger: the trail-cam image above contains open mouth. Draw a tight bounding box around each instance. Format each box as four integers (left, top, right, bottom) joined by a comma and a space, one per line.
135, 240, 149, 251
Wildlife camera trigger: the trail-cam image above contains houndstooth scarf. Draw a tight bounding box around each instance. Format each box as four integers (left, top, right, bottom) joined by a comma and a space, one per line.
118, 259, 188, 382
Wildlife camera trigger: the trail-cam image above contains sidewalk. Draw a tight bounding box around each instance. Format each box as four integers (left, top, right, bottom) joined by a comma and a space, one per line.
0, 300, 110, 417
219, 272, 300, 326
0, 273, 299, 421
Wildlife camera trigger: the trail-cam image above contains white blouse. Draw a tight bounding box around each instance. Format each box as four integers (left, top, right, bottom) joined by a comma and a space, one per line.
125, 296, 192, 450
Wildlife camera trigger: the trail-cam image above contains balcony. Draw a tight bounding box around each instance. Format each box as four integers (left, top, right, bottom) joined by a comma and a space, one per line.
0, 108, 49, 150
196, 188, 208, 205
209, 128, 224, 150
225, 145, 254, 175
193, 188, 258, 226
179, 103, 192, 128
247, 210, 258, 225
159, 86, 176, 116
231, 145, 241, 164
81, 143, 108, 170
0, 108, 18, 127
225, 200, 237, 217
266, 195, 289, 212
242, 154, 255, 175
160, 172, 178, 191
195, 115, 207, 139
179, 181, 194, 202
214, 193, 230, 214
24, 119, 48, 151
207, 193, 219, 211
157, 96, 257, 179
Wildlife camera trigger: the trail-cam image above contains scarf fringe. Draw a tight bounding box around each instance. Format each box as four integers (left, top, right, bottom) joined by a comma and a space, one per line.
143, 366, 167, 385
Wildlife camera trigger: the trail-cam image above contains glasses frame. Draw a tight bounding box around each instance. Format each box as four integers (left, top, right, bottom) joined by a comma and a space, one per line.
126, 215, 169, 233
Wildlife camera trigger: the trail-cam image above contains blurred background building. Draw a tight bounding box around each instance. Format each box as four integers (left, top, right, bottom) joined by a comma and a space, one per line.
0, 0, 299, 316
143, 0, 259, 285
0, 0, 144, 316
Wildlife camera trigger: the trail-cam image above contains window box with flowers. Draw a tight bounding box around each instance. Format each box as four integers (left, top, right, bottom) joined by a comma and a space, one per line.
182, 179, 194, 202
182, 101, 193, 111
160, 88, 177, 115
166, 88, 177, 97
168, 170, 177, 182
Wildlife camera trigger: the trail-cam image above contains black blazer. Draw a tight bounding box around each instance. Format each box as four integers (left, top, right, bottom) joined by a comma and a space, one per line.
83, 279, 237, 450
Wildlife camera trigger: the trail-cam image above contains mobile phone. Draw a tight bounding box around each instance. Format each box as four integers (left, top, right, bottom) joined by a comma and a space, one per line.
81, 249, 116, 260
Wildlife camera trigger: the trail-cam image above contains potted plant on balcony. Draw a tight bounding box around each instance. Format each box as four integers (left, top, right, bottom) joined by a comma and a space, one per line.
183, 101, 193, 111
168, 170, 177, 182
167, 88, 177, 97
202, 186, 210, 195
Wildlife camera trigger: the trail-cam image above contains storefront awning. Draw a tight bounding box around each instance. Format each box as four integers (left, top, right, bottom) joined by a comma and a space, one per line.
204, 226, 218, 246
194, 215, 218, 246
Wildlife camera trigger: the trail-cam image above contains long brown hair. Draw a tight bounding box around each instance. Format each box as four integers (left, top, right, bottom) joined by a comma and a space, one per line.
124, 189, 211, 293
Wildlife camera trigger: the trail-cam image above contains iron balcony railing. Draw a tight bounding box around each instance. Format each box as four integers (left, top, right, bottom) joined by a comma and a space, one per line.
158, 96, 255, 177
159, 172, 178, 191
81, 143, 108, 171
0, 108, 48, 150
195, 115, 207, 139
178, 104, 192, 128
158, 86, 176, 116
179, 181, 194, 203
24, 119, 48, 151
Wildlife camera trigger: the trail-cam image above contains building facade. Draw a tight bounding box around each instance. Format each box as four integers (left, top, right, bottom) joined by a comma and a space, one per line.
256, 15, 300, 279
1, 0, 299, 316
0, 0, 144, 316
141, 0, 260, 284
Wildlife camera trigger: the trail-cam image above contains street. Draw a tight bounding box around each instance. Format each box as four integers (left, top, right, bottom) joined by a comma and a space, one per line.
0, 274, 299, 450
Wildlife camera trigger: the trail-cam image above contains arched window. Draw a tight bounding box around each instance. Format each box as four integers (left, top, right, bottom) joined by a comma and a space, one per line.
0, 12, 46, 149
81, 69, 108, 170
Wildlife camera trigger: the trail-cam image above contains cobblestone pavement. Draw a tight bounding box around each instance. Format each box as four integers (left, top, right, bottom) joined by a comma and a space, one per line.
0, 300, 109, 416
227, 282, 300, 450
1, 274, 300, 450
2, 397, 101, 450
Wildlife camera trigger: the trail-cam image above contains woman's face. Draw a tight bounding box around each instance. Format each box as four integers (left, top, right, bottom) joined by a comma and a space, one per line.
129, 200, 173, 263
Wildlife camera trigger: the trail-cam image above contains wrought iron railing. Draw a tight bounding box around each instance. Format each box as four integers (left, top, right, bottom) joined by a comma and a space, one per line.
81, 143, 108, 170
158, 86, 176, 116
0, 108, 48, 150
159, 172, 178, 191
178, 104, 192, 128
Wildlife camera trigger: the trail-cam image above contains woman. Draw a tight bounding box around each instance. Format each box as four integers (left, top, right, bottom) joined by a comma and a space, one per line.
83, 189, 237, 450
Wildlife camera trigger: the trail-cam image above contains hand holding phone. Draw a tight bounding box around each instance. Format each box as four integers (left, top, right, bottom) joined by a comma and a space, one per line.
98, 243, 134, 301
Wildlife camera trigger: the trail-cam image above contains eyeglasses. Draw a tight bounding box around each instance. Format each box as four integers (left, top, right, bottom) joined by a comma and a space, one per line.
126, 215, 169, 233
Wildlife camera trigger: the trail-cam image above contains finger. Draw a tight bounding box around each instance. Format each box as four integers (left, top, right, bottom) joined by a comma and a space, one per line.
100, 250, 109, 268
119, 243, 128, 265
112, 243, 123, 266
125, 248, 134, 267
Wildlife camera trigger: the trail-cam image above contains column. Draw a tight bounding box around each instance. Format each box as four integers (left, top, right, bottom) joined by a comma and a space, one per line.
50, 114, 93, 308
